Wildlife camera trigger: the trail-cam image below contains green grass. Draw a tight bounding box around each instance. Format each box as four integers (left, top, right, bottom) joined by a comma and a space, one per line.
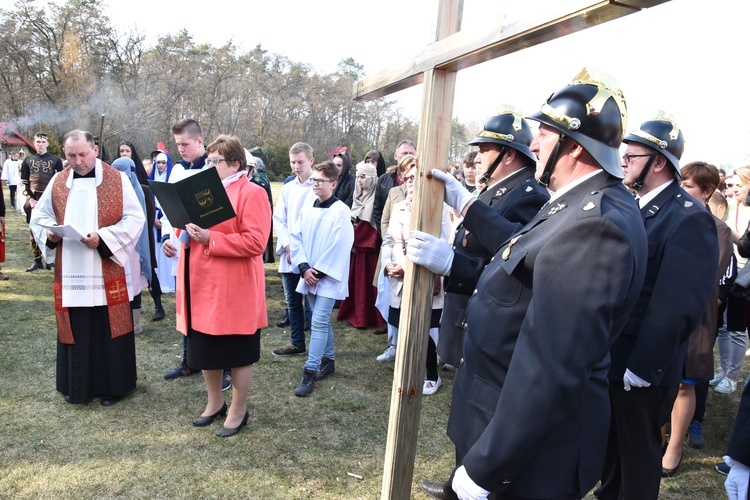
0, 184, 743, 499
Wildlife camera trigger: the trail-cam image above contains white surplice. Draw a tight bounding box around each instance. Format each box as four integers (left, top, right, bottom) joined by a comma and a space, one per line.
30, 161, 145, 307
290, 198, 354, 300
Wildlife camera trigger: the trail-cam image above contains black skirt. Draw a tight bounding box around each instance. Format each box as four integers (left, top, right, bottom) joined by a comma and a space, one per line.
187, 328, 261, 370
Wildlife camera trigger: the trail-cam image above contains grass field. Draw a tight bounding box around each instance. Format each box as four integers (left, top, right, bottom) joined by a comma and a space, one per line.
0, 182, 743, 498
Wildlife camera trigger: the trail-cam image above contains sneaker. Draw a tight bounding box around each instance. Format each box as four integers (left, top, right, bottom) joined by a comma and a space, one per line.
687, 420, 704, 448
376, 345, 396, 362
272, 344, 306, 357
709, 370, 725, 386
163, 362, 201, 379
317, 357, 335, 380
294, 369, 317, 397
423, 376, 442, 396
715, 462, 731, 475
715, 377, 737, 394
222, 370, 232, 392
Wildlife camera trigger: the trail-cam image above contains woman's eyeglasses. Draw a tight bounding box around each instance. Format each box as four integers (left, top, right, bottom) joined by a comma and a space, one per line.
205, 158, 229, 167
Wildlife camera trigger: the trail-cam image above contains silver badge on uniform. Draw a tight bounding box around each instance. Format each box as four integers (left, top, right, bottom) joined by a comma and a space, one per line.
583, 202, 595, 211
546, 201, 567, 215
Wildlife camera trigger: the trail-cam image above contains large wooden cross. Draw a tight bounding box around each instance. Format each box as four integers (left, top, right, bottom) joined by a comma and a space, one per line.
353, 1, 671, 498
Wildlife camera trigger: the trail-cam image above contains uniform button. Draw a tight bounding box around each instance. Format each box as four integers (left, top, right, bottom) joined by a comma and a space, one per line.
457, 283, 464, 288
656, 369, 663, 375
461, 322, 467, 329
472, 289, 478, 296
459, 358, 464, 367
490, 257, 495, 262
452, 245, 456, 250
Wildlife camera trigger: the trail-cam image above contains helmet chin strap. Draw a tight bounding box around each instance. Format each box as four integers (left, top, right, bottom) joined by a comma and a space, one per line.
630, 154, 657, 192
478, 147, 507, 189
538, 133, 566, 188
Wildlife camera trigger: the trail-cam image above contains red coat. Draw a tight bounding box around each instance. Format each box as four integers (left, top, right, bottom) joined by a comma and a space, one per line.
176, 179, 271, 336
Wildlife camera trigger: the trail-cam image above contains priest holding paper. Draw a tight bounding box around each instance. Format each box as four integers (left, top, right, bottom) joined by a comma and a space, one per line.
30, 130, 145, 406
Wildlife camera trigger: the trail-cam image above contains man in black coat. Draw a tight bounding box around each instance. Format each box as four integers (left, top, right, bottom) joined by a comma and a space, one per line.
372, 139, 416, 236
595, 114, 719, 499
433, 106, 549, 369
410, 68, 648, 500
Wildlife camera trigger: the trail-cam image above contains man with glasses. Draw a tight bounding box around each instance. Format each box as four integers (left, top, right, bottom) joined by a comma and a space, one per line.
21, 132, 63, 272
595, 113, 718, 499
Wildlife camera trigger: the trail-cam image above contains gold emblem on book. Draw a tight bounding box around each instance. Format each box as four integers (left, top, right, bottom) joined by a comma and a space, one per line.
195, 189, 214, 207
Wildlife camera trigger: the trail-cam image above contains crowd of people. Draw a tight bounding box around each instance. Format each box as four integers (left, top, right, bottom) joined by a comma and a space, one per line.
1, 66, 749, 499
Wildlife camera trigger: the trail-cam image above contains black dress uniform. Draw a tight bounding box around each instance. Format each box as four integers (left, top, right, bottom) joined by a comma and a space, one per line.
441, 108, 549, 367
597, 116, 718, 500
437, 70, 649, 499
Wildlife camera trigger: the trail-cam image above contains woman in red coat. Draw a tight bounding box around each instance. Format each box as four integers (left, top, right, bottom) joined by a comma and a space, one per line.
176, 135, 271, 437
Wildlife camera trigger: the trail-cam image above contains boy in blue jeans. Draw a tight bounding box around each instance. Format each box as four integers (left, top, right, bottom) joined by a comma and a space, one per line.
290, 161, 354, 396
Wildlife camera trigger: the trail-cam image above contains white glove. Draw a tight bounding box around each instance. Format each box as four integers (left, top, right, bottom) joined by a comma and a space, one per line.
623, 368, 651, 391
432, 169, 475, 214
724, 456, 749, 500
407, 230, 454, 276
452, 465, 490, 500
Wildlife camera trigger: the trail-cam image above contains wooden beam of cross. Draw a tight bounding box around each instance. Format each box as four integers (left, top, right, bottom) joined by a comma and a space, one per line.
358, 1, 672, 499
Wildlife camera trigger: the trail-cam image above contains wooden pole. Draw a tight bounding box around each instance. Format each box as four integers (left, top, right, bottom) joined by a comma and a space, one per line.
380, 2, 461, 498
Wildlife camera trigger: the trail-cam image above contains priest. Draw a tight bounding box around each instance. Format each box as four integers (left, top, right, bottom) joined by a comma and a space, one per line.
30, 130, 145, 406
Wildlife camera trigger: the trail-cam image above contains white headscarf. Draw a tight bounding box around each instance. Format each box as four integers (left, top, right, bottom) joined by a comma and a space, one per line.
350, 162, 378, 228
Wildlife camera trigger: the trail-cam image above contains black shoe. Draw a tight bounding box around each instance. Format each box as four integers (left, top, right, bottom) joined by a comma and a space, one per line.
100, 395, 121, 406
420, 480, 458, 500
216, 411, 249, 437
26, 260, 43, 272
45, 263, 54, 270
272, 344, 306, 357
276, 315, 290, 327
661, 454, 682, 478
164, 362, 200, 379
316, 357, 335, 381
294, 369, 317, 397
193, 402, 227, 427
152, 308, 165, 321
715, 462, 731, 475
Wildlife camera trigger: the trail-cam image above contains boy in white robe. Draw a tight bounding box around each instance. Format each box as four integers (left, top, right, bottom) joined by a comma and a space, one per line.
290, 161, 354, 397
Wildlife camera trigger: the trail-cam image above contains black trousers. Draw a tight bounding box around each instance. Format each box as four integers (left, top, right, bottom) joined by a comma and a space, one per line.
595, 383, 679, 500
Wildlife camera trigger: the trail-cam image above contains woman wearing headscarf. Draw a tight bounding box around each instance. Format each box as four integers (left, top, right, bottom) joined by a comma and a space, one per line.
148, 152, 178, 293
337, 161, 385, 329
119, 141, 163, 320
112, 157, 152, 334
177, 135, 270, 437
332, 153, 355, 208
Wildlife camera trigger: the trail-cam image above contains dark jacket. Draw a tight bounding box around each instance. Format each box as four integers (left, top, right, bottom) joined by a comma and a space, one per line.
447, 172, 647, 497
372, 171, 400, 236
727, 380, 750, 466
609, 182, 719, 387
438, 166, 548, 366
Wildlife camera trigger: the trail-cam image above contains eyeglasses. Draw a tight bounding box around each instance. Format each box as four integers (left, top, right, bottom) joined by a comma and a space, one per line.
621, 153, 655, 164
310, 177, 334, 184
403, 175, 416, 182
205, 158, 229, 167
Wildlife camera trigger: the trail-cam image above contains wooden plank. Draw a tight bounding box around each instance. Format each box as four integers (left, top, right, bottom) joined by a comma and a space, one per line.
354, 0, 672, 101
380, 67, 456, 500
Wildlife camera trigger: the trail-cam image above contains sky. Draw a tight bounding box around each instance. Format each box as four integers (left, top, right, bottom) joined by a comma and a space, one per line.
2, 0, 748, 168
